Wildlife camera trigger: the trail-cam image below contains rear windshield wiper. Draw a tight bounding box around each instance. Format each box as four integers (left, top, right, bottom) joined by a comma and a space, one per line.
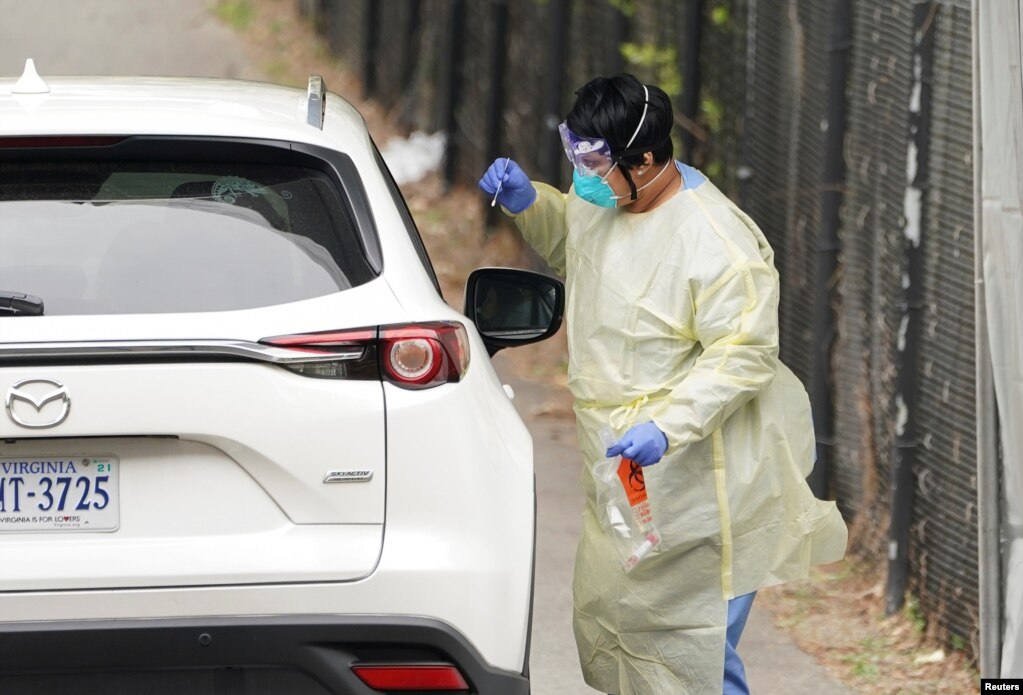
0, 291, 44, 316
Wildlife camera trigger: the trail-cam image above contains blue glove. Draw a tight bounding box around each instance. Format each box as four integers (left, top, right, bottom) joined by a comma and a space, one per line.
478, 158, 536, 213
606, 421, 669, 467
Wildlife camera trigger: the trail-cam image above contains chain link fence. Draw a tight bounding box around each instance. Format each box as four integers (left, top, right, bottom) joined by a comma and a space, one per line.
299, 0, 978, 658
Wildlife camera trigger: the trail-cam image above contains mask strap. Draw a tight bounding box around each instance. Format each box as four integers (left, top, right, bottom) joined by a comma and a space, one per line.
624, 85, 650, 150
611, 158, 673, 202
598, 84, 652, 201
614, 85, 650, 201
621, 166, 639, 201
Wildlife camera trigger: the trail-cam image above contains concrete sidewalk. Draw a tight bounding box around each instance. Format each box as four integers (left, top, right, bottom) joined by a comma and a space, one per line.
498, 364, 854, 694
742, 607, 855, 694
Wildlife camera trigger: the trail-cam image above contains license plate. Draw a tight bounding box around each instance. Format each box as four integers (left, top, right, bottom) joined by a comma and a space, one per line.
0, 456, 119, 532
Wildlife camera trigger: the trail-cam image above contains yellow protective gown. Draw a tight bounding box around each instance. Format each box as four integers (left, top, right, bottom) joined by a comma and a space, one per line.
509, 168, 848, 695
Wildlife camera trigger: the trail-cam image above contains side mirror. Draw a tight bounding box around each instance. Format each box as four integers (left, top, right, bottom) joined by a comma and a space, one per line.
464, 268, 565, 356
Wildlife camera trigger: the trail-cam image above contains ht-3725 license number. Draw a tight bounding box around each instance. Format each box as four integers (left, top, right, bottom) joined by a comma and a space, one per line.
0, 457, 120, 532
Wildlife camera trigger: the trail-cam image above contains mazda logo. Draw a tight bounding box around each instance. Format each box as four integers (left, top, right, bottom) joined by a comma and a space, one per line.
5, 378, 71, 429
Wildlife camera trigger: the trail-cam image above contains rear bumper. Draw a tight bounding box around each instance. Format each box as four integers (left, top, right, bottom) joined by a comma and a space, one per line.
0, 615, 530, 695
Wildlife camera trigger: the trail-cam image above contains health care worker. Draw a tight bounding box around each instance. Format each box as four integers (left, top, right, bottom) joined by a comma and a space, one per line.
479, 74, 848, 695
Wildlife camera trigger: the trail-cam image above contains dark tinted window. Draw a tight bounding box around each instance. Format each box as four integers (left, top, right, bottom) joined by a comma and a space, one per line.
0, 161, 376, 315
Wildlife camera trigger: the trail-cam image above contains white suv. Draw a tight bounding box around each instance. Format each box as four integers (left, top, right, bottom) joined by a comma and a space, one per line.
0, 62, 563, 695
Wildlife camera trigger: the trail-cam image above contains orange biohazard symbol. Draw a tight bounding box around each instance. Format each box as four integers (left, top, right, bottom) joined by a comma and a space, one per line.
617, 458, 647, 507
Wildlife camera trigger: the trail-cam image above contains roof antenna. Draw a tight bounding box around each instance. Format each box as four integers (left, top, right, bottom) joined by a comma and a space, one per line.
306, 74, 325, 129
13, 59, 49, 94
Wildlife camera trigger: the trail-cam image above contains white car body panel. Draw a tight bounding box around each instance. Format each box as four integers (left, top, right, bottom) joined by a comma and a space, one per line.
0, 365, 386, 524
0, 335, 535, 670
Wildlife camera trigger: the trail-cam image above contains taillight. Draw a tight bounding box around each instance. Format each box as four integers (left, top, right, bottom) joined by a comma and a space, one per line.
351, 664, 470, 692
260, 327, 379, 380
380, 322, 469, 389
259, 322, 469, 389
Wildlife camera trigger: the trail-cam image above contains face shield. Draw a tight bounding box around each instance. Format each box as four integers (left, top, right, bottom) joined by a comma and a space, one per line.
560, 85, 652, 201
558, 123, 614, 178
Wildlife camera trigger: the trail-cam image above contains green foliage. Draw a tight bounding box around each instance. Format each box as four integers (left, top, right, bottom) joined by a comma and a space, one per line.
846, 656, 880, 679
696, 1, 742, 187
700, 96, 724, 133
702, 160, 723, 181
619, 42, 682, 98
608, 0, 638, 17
215, 0, 254, 30
698, 96, 725, 179
904, 595, 927, 637
710, 3, 731, 27
837, 635, 892, 682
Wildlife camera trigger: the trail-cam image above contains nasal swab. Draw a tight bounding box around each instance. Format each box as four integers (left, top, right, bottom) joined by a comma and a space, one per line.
491, 157, 509, 207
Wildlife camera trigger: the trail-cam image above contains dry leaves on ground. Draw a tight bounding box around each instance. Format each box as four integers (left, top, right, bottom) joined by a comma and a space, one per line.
758, 557, 977, 694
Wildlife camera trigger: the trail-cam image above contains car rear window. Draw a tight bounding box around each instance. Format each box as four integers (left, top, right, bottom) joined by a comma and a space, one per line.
0, 160, 377, 315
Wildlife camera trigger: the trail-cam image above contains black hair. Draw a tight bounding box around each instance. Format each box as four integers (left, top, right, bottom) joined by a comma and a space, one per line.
565, 73, 674, 169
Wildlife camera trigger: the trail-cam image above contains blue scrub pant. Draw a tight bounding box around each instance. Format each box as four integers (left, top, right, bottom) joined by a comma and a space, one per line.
724, 591, 756, 694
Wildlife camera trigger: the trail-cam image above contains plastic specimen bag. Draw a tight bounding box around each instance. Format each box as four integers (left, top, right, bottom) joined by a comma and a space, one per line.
595, 427, 661, 572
